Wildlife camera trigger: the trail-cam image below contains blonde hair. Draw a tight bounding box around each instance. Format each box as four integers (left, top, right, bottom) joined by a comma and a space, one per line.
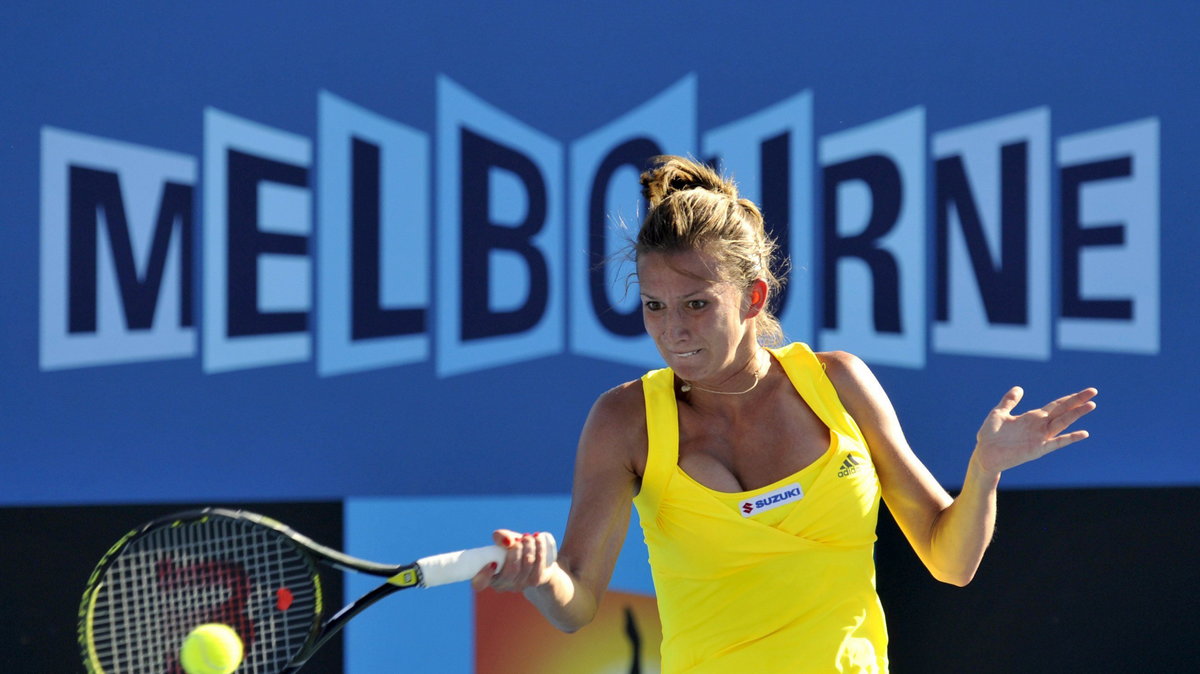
636, 155, 786, 346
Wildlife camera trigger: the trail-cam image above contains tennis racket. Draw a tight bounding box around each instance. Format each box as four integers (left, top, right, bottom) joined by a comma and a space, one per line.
78, 507, 556, 673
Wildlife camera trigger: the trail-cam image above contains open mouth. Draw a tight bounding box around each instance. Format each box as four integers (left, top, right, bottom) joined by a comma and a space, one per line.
673, 349, 701, 358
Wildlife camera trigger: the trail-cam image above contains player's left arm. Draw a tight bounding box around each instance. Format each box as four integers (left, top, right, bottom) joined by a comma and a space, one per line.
819, 351, 1096, 586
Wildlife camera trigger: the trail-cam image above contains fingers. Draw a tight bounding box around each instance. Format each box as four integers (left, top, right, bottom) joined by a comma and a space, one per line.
471, 529, 516, 591
1045, 429, 1090, 453
1041, 388, 1097, 440
1043, 387, 1098, 415
996, 386, 1024, 414
1048, 398, 1097, 437
477, 530, 552, 593
492, 528, 520, 547
999, 386, 1098, 423
1037, 389, 1097, 459
470, 560, 500, 591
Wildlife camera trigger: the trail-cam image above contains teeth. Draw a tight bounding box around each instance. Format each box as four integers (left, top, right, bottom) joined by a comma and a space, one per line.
676, 350, 699, 357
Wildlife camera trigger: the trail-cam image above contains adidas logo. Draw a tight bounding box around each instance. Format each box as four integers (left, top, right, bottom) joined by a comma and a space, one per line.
837, 455, 865, 478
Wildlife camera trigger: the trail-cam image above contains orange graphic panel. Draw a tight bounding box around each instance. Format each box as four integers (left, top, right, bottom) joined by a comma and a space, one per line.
475, 587, 662, 673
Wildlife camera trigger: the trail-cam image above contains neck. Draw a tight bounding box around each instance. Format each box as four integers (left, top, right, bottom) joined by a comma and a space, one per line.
680, 348, 767, 396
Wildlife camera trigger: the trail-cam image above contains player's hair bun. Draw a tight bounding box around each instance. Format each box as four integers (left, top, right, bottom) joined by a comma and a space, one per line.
640, 155, 738, 208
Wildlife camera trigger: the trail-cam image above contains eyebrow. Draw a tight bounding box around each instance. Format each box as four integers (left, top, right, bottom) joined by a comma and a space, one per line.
639, 288, 711, 301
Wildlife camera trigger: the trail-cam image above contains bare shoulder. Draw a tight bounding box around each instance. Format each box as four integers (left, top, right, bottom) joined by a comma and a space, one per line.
580, 378, 649, 476
813, 350, 895, 422
814, 349, 910, 453
815, 350, 877, 393
590, 378, 646, 422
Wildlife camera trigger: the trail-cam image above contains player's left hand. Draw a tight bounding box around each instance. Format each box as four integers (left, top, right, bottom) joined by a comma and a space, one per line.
972, 387, 1097, 475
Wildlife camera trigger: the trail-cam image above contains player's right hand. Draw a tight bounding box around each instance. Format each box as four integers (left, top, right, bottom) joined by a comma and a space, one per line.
471, 528, 556, 592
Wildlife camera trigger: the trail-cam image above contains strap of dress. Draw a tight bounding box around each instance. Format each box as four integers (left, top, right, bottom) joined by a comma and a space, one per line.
635, 367, 679, 522
767, 343, 867, 446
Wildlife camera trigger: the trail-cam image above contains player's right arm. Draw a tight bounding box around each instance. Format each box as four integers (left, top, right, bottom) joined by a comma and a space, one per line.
472, 380, 646, 632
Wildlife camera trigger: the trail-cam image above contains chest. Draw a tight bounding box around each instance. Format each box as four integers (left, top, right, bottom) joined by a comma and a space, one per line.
675, 388, 831, 493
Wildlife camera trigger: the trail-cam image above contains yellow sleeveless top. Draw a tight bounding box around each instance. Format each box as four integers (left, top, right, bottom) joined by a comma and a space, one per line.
633, 342, 889, 673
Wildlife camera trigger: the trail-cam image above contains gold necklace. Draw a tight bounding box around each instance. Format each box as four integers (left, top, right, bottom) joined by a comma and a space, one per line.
680, 351, 767, 395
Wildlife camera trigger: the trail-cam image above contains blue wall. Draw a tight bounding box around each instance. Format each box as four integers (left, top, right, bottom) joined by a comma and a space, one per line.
2, 2, 1196, 507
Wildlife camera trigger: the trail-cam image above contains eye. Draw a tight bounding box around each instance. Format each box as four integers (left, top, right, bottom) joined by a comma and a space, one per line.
686, 299, 708, 310
643, 300, 664, 311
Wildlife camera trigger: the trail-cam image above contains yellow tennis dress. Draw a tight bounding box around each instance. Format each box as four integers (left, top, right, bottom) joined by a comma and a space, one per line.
633, 342, 889, 673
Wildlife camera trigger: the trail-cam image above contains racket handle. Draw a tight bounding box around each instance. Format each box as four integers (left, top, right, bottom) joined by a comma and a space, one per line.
416, 533, 558, 587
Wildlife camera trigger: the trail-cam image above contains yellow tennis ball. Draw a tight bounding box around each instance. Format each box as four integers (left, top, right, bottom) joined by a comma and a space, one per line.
179, 623, 244, 674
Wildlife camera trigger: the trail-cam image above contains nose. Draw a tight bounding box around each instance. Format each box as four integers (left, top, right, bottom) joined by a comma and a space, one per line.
661, 306, 689, 341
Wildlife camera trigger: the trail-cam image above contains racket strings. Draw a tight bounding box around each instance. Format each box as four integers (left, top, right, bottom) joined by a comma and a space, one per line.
87, 515, 318, 673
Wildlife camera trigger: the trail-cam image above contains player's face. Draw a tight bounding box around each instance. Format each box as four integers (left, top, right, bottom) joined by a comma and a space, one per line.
638, 250, 755, 383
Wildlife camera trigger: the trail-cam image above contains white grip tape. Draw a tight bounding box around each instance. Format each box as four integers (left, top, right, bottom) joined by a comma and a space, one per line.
416, 533, 558, 588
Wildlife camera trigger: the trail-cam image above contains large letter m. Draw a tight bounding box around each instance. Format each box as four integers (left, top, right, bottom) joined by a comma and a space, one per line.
40, 128, 197, 370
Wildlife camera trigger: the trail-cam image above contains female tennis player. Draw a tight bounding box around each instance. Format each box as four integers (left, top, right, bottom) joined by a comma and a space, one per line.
473, 155, 1097, 673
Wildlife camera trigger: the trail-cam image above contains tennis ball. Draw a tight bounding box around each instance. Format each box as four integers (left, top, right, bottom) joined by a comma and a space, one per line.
179, 623, 244, 674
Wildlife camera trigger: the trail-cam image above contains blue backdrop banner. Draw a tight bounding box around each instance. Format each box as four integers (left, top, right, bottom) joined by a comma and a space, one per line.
1, 2, 1196, 504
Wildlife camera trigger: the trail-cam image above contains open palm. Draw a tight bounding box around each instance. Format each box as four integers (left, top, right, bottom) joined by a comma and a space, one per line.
973, 387, 1098, 475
